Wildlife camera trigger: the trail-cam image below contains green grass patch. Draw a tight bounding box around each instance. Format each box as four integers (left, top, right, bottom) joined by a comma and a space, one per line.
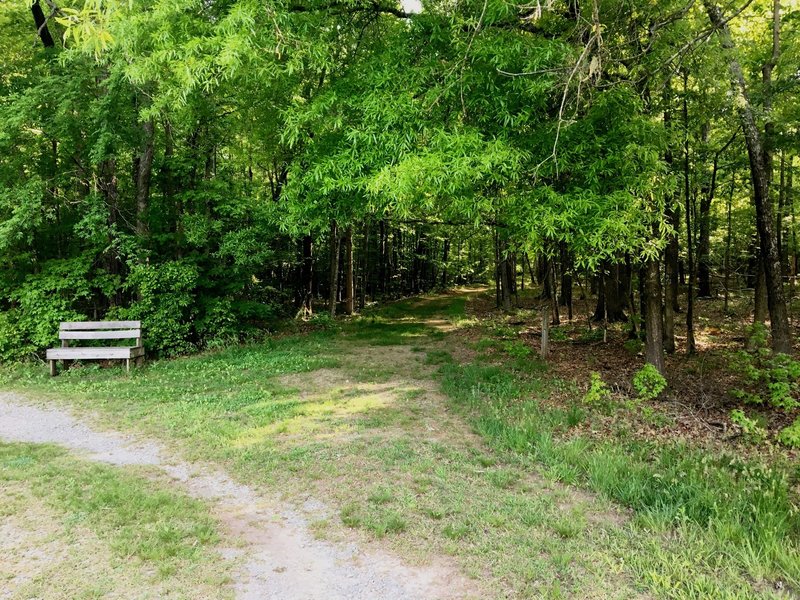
438, 360, 800, 596
0, 442, 220, 577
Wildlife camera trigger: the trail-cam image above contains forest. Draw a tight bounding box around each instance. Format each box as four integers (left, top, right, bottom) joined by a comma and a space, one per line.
2, 0, 800, 597
3, 0, 800, 439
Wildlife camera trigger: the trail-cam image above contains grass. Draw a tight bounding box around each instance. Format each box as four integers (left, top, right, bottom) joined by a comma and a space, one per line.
1, 290, 798, 598
0, 442, 228, 598
438, 355, 800, 598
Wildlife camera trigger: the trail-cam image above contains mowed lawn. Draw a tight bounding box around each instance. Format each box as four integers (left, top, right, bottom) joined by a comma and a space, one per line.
1, 290, 798, 599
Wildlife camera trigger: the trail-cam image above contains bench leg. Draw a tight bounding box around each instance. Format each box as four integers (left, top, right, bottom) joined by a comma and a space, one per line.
49, 360, 56, 377
125, 359, 130, 373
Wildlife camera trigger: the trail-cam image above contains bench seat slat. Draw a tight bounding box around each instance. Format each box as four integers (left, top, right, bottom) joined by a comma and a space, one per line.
60, 329, 141, 340
47, 346, 144, 360
60, 321, 141, 331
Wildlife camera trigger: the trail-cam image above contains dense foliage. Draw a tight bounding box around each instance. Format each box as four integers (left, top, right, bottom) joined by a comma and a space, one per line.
1, 0, 799, 431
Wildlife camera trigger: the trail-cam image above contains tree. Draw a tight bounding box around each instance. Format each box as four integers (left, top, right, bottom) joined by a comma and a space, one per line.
704, 0, 792, 354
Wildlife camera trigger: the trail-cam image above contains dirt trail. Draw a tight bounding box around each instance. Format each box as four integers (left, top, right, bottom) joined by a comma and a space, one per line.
0, 392, 477, 600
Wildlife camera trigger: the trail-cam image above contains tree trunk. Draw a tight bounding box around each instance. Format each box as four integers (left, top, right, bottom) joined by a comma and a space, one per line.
540, 309, 549, 360
494, 229, 501, 308
664, 211, 678, 352
593, 262, 627, 322
441, 239, 450, 288
724, 174, 735, 313
548, 260, 560, 325
754, 263, 769, 323
501, 248, 512, 311
360, 220, 369, 310
790, 158, 797, 278
31, 1, 55, 48
301, 234, 313, 317
697, 187, 713, 297
344, 225, 354, 315
663, 77, 681, 350
559, 244, 573, 320
378, 220, 387, 298
705, 0, 791, 353
329, 220, 340, 318
135, 118, 155, 240
778, 152, 787, 273
683, 70, 697, 354
99, 158, 122, 308
644, 257, 666, 375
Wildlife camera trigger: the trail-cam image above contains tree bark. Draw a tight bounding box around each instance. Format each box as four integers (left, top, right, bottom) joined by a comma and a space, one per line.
697, 185, 714, 297
644, 257, 666, 375
664, 210, 678, 353
31, 1, 55, 48
724, 174, 735, 313
441, 239, 450, 288
329, 220, 340, 318
360, 220, 369, 310
301, 234, 313, 317
683, 70, 697, 354
548, 259, 560, 325
500, 247, 512, 311
705, 0, 791, 353
778, 152, 787, 273
344, 224, 354, 315
559, 244, 573, 320
663, 79, 679, 352
754, 264, 769, 323
593, 262, 627, 322
135, 118, 155, 240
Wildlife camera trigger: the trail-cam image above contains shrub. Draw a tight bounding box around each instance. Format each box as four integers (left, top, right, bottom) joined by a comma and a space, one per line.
116, 260, 199, 357
777, 417, 800, 448
0, 257, 98, 360
583, 372, 612, 408
632, 364, 667, 401
730, 329, 800, 446
730, 409, 767, 444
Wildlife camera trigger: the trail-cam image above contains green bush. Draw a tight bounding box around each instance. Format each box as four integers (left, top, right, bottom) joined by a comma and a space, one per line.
777, 417, 800, 448
731, 328, 800, 446
0, 310, 33, 361
730, 409, 767, 443
583, 372, 612, 408
115, 260, 199, 357
0, 257, 99, 360
632, 364, 667, 401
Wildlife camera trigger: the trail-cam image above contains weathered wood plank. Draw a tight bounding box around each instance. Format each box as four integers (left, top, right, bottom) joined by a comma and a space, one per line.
46, 347, 141, 360
60, 321, 141, 330
60, 329, 141, 340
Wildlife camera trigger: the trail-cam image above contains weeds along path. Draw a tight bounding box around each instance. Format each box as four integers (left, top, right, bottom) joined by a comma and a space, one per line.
0, 393, 476, 600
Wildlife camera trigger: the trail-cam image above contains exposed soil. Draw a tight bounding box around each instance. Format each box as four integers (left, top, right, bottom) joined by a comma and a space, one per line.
0, 392, 479, 600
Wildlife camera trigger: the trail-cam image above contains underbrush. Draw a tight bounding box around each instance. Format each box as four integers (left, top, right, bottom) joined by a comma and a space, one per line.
438, 358, 800, 597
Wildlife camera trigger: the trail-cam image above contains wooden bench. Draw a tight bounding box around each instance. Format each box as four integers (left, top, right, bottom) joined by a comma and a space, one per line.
47, 321, 144, 376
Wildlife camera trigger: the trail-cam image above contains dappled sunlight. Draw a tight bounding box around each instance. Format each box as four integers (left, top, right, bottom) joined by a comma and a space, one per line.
232, 379, 432, 448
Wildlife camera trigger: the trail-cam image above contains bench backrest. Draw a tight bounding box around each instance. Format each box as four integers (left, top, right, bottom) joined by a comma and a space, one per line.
59, 321, 142, 343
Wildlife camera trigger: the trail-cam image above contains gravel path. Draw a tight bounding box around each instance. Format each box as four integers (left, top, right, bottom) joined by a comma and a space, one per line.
0, 392, 476, 600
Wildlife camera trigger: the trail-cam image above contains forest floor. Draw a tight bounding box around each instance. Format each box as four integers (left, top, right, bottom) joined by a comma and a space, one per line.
0, 288, 798, 599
